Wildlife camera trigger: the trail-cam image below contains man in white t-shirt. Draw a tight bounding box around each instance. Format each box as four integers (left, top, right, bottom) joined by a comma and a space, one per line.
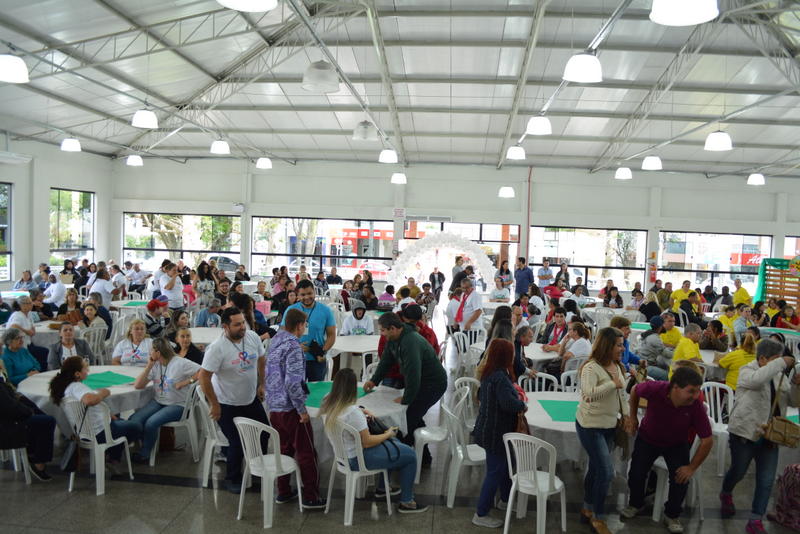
43, 274, 66, 309
457, 278, 483, 343
199, 306, 267, 494
160, 262, 185, 311
127, 263, 151, 294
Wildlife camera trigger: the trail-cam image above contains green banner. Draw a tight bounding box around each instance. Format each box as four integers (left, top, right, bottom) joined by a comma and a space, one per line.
755, 258, 790, 302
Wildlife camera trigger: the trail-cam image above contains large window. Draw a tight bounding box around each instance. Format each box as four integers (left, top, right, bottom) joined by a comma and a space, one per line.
785, 236, 800, 259
123, 213, 241, 273
658, 231, 772, 294
0, 183, 10, 281
529, 226, 648, 291
49, 188, 94, 265
251, 217, 393, 280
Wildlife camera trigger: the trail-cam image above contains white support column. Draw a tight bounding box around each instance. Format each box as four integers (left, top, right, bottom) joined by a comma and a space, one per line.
646, 186, 663, 285
391, 183, 406, 262
772, 192, 787, 258
241, 164, 253, 271
518, 166, 533, 263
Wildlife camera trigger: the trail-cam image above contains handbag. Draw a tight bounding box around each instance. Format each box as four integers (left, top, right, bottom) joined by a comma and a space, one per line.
764, 374, 800, 448
603, 364, 630, 458
365, 415, 403, 460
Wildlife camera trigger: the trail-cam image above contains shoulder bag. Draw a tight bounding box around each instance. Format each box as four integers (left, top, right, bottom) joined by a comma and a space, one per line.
365, 414, 403, 460
763, 374, 800, 448
603, 363, 630, 458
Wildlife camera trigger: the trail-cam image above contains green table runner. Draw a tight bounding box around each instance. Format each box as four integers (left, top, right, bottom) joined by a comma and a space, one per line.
121, 300, 149, 307
789, 414, 799, 424
538, 399, 579, 423
760, 327, 800, 339
305, 381, 368, 408
83, 371, 136, 390
632, 322, 650, 330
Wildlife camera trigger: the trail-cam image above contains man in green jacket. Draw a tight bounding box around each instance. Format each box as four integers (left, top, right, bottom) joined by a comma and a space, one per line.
364, 312, 447, 461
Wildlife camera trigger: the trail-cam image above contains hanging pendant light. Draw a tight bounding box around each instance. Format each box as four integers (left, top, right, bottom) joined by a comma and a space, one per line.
255, 157, 272, 169
126, 155, 143, 166
650, 0, 719, 26
390, 172, 407, 184
210, 139, 230, 155
216, 0, 278, 12
0, 54, 29, 83
704, 130, 733, 151
747, 173, 765, 186
563, 50, 603, 83
641, 156, 663, 170
352, 120, 378, 141
498, 186, 516, 198
131, 109, 158, 129
302, 60, 340, 93
378, 148, 398, 164
506, 145, 526, 160
614, 167, 633, 180
60, 138, 81, 152
526, 116, 552, 136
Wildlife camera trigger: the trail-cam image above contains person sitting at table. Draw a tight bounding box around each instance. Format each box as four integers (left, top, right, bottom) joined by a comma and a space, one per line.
542, 278, 566, 301
313, 271, 328, 293
173, 326, 205, 364
571, 276, 589, 297
214, 279, 232, 308
669, 323, 703, 378
512, 325, 536, 377
130, 337, 201, 464
660, 312, 681, 349
656, 282, 673, 311
230, 281, 245, 296
489, 277, 510, 303
164, 310, 191, 342
733, 305, 754, 346
609, 316, 641, 373
13, 270, 37, 291
377, 284, 395, 307
112, 319, 152, 367
471, 338, 527, 528
87, 293, 113, 339
639, 292, 662, 321
393, 287, 415, 312
0, 359, 56, 481
627, 289, 645, 310
340, 299, 374, 336
80, 303, 106, 330
350, 280, 364, 303
414, 283, 434, 309
253, 280, 271, 302
144, 298, 169, 338
60, 259, 79, 284
766, 332, 793, 357
603, 286, 623, 309
678, 291, 707, 329
361, 285, 379, 310
325, 267, 342, 285
701, 285, 717, 306
511, 305, 528, 331
714, 333, 757, 391
636, 316, 671, 381
56, 288, 81, 322
563, 298, 580, 323
549, 321, 593, 380
575, 326, 631, 534
775, 305, 800, 331
43, 274, 66, 311
30, 291, 54, 321
539, 307, 568, 352
47, 322, 95, 370
49, 356, 141, 474
233, 264, 249, 282
6, 296, 49, 370
764, 297, 781, 320
750, 301, 769, 328
512, 294, 531, 321
277, 289, 298, 318
1, 328, 40, 386
194, 299, 221, 328
699, 320, 729, 352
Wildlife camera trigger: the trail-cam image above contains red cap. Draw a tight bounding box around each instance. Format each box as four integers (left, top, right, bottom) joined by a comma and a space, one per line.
146, 299, 168, 312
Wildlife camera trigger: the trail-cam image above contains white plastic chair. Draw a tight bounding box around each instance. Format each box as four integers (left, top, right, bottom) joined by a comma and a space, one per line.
518, 372, 558, 393
361, 361, 378, 383
560, 370, 578, 393
2, 447, 31, 484
233, 417, 303, 528
324, 421, 393, 526
701, 382, 734, 476
677, 308, 690, 328
126, 291, 142, 301
594, 308, 615, 330
148, 383, 200, 466
81, 326, 108, 364
502, 432, 566, 534
62, 398, 134, 495
623, 310, 646, 323
652, 437, 704, 522
195, 387, 230, 488
454, 376, 480, 428
442, 403, 486, 508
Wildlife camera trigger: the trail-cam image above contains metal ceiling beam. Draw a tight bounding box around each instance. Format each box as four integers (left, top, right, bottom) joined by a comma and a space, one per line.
92, 0, 218, 81
496, 0, 550, 169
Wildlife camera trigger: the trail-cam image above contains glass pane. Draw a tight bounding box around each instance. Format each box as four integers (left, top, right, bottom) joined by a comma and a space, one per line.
443, 222, 480, 241
404, 221, 441, 239
0, 183, 9, 252
785, 236, 800, 259
250, 254, 393, 282
49, 250, 94, 269
585, 267, 646, 292
482, 224, 520, 242
0, 253, 9, 282
530, 227, 647, 268
658, 232, 771, 273
49, 189, 94, 251
252, 217, 393, 258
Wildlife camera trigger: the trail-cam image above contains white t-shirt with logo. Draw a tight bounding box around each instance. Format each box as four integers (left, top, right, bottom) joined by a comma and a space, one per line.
160, 274, 184, 308
112, 337, 153, 366
201, 330, 264, 406
65, 381, 105, 436
148, 357, 201, 406
458, 290, 483, 330
337, 405, 368, 458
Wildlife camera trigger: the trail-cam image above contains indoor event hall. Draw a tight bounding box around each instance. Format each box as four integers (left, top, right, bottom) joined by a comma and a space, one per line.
1, 1, 800, 534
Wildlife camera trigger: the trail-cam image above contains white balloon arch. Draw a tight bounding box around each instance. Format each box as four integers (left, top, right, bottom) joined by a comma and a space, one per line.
389, 232, 497, 286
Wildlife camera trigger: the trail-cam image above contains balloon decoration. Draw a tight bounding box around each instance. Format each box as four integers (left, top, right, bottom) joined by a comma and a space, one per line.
389, 232, 496, 286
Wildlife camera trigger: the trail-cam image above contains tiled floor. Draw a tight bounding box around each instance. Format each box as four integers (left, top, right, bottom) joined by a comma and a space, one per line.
2, 310, 797, 534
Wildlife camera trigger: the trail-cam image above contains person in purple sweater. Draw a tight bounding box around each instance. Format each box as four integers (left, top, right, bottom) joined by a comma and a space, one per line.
265, 308, 326, 509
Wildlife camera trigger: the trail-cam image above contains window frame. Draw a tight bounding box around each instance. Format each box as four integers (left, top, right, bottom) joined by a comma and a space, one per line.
49, 187, 95, 262
0, 182, 11, 281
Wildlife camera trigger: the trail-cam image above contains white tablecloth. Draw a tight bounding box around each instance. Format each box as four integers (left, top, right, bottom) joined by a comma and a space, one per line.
482, 301, 510, 314
581, 306, 627, 317
189, 327, 222, 345
524, 391, 582, 462
330, 334, 381, 372
0, 321, 85, 349
16, 365, 153, 435
468, 341, 559, 372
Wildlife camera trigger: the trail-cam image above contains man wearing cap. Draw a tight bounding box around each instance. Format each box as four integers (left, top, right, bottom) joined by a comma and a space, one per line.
144, 297, 169, 337
636, 315, 671, 381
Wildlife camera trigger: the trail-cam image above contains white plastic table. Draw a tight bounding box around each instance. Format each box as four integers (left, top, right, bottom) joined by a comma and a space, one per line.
482, 301, 510, 314
114, 300, 149, 317
524, 391, 582, 462
330, 334, 381, 373
469, 341, 559, 371
188, 327, 222, 346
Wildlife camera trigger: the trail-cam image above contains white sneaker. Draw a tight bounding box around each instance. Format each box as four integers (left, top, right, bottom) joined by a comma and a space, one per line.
663, 516, 684, 533
472, 513, 504, 528
620, 505, 643, 519
495, 500, 508, 511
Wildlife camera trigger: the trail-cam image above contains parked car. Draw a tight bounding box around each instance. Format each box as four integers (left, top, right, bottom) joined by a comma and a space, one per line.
208, 255, 240, 273
287, 259, 321, 275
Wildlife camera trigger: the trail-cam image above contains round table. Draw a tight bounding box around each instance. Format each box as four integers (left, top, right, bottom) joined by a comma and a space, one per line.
1, 290, 32, 304
468, 341, 560, 372
241, 281, 258, 293
524, 390, 582, 462
482, 301, 511, 314
114, 300, 149, 316
760, 327, 800, 355
330, 334, 381, 373
581, 306, 627, 318
189, 327, 222, 346
17, 365, 153, 435
0, 321, 84, 349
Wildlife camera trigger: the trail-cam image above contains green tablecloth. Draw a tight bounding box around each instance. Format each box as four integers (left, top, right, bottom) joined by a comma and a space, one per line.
632, 322, 650, 330
760, 327, 800, 339
305, 381, 368, 408
83, 371, 136, 390
789, 414, 799, 424
121, 300, 149, 307
538, 399, 579, 423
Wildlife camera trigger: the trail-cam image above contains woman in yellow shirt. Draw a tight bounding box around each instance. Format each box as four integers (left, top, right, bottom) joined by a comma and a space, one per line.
715, 334, 757, 390
668, 324, 703, 378
765, 297, 781, 320
718, 306, 736, 335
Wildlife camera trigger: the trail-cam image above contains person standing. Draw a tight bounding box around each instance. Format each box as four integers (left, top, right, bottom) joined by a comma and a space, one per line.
452, 256, 465, 281
281, 280, 336, 382
553, 262, 570, 288
537, 259, 554, 287
198, 306, 268, 494
732, 278, 752, 307
160, 262, 185, 313
266, 308, 326, 509
429, 266, 445, 301
513, 257, 534, 299
456, 278, 484, 343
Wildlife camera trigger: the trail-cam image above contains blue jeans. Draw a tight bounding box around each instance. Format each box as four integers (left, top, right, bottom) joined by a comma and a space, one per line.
477, 450, 511, 517
97, 419, 141, 461
721, 434, 780, 518
306, 359, 327, 382
128, 399, 184, 457
646, 366, 669, 381
348, 438, 417, 503
575, 421, 616, 519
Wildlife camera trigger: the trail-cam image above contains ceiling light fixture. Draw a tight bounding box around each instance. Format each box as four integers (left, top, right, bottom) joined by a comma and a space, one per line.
301, 60, 340, 93
704, 130, 733, 151
126, 155, 143, 166
641, 155, 663, 171
563, 50, 603, 83
131, 109, 158, 129
210, 139, 230, 155
747, 173, 765, 186
614, 166, 633, 180
378, 148, 398, 164
390, 172, 407, 185
526, 116, 552, 136
352, 120, 378, 141
498, 186, 516, 198
60, 138, 81, 152
506, 145, 526, 160
649, 0, 719, 26
255, 157, 272, 169
0, 54, 29, 83
216, 0, 278, 12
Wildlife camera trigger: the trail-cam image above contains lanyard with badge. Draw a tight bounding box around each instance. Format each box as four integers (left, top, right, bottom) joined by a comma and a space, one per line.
303, 302, 317, 337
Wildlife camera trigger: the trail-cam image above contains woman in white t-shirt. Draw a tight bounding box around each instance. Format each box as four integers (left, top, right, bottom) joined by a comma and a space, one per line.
160, 262, 185, 311
49, 356, 142, 465
560, 321, 593, 372
89, 269, 119, 309
319, 369, 428, 514
6, 295, 49, 367
112, 319, 153, 367
129, 337, 200, 463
